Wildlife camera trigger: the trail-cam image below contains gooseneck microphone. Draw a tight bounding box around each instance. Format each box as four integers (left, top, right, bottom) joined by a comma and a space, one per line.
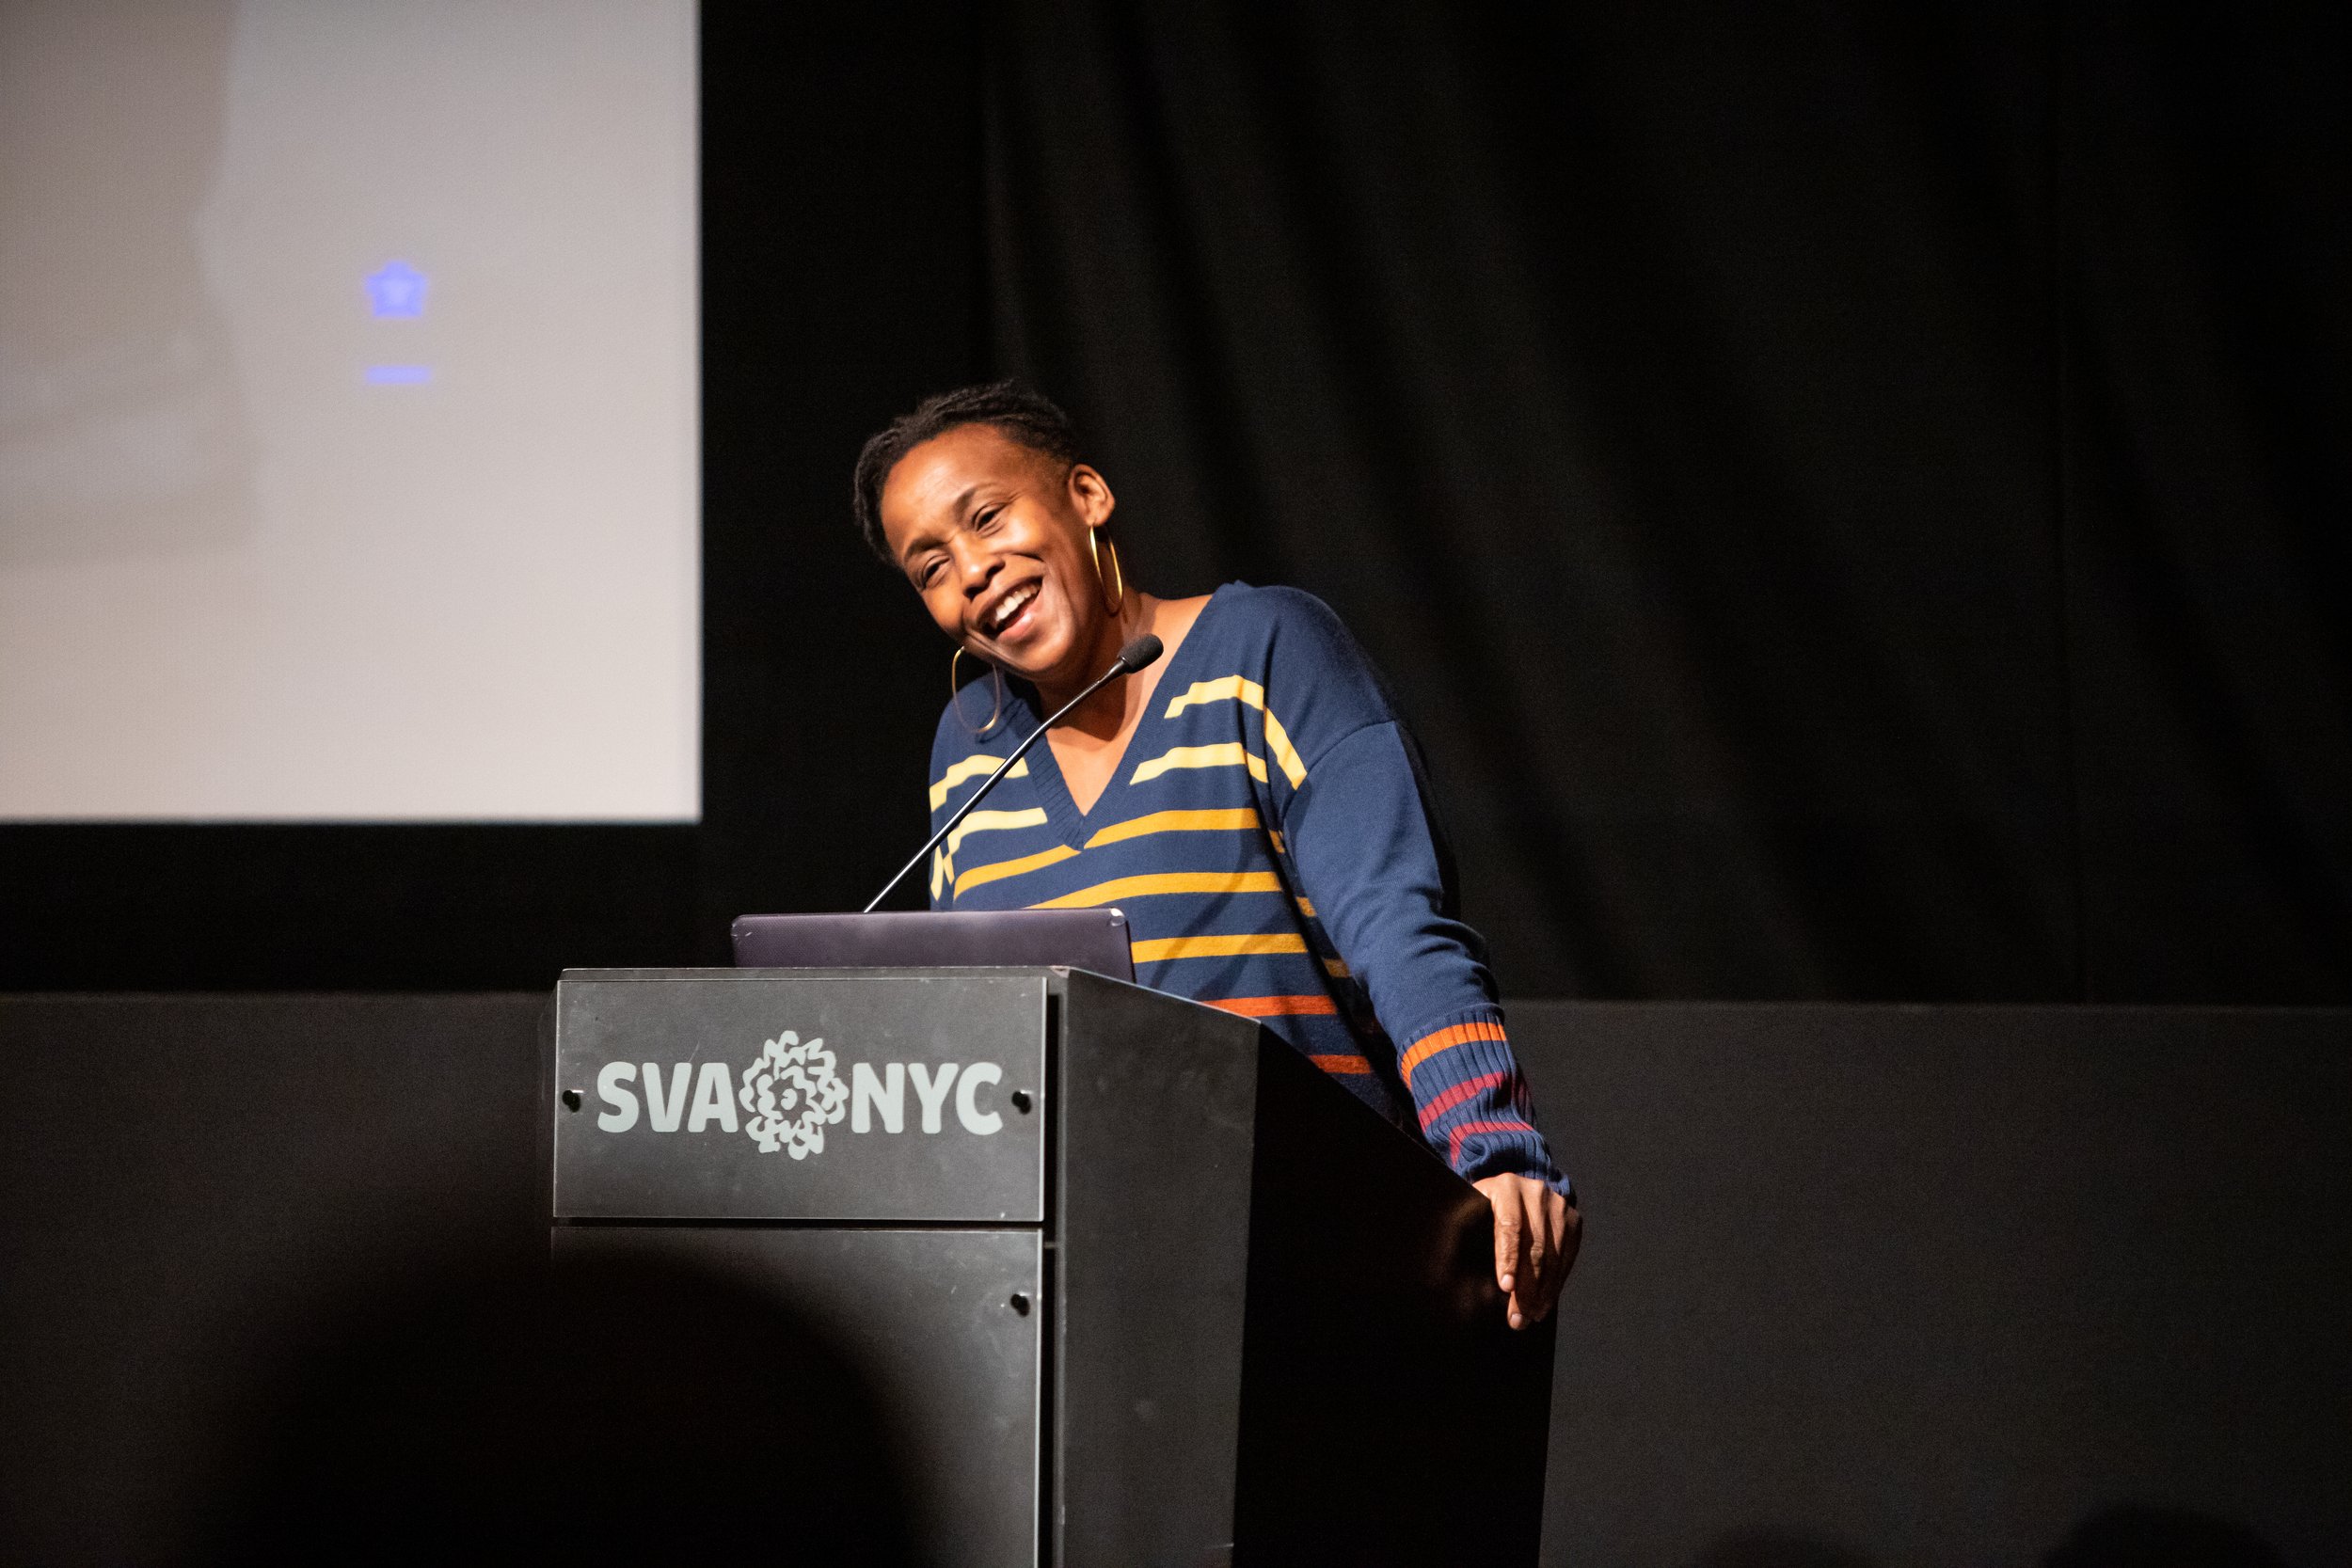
864, 633, 1165, 912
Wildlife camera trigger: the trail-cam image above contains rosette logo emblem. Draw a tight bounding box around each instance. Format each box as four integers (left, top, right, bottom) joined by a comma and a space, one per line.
737, 1031, 849, 1159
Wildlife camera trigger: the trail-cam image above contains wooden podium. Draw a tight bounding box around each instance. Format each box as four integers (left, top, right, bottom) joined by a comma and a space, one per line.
548, 965, 1553, 1567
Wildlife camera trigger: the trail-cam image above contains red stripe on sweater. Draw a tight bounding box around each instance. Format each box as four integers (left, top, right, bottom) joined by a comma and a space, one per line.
1416, 1070, 1509, 1131
1447, 1117, 1537, 1164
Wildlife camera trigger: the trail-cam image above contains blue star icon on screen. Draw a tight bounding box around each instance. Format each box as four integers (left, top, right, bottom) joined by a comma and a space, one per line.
366, 260, 428, 319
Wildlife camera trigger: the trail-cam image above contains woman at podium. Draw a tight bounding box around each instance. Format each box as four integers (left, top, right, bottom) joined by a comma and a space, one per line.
855, 382, 1580, 1331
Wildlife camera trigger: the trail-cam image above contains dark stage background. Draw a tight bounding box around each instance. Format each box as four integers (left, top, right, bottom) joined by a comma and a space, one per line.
4, 0, 2346, 1003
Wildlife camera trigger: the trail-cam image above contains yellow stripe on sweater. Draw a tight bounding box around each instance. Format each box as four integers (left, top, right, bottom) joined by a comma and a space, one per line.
1130, 932, 1310, 963
930, 753, 1027, 812
1130, 742, 1268, 786
1029, 871, 1285, 910
946, 807, 1047, 858
1083, 807, 1261, 848
931, 806, 1050, 889
1162, 675, 1309, 787
953, 844, 1079, 898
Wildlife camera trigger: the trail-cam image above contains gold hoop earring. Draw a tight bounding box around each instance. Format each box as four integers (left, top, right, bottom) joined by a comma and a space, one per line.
950, 647, 1004, 736
1088, 527, 1126, 616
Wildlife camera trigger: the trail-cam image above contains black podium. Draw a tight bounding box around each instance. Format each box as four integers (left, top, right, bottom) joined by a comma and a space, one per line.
548, 965, 1553, 1567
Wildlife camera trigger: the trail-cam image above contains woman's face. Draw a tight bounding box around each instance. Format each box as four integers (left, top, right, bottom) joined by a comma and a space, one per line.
878, 423, 1118, 695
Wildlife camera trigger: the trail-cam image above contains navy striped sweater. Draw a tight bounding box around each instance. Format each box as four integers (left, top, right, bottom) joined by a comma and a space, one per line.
927, 583, 1566, 1193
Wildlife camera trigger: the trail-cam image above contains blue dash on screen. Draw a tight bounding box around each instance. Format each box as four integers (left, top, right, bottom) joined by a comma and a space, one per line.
364, 364, 434, 385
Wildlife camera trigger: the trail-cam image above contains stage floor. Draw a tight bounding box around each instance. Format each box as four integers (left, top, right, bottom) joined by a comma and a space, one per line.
2, 994, 2344, 1565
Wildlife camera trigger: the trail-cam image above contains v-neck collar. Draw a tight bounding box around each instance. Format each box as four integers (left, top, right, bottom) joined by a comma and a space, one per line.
1010, 585, 1230, 848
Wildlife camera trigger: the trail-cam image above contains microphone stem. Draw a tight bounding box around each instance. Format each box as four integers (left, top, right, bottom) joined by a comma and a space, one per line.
862, 652, 1138, 913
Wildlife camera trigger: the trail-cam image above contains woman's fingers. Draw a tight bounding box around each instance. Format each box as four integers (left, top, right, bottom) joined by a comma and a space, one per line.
1475, 1173, 1537, 1329
1543, 1203, 1581, 1325
1532, 1189, 1578, 1322
1475, 1175, 1583, 1327
1493, 1185, 1527, 1298
1514, 1179, 1550, 1326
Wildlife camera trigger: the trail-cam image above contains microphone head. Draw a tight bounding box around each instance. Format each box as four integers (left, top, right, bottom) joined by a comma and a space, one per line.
1118, 633, 1165, 673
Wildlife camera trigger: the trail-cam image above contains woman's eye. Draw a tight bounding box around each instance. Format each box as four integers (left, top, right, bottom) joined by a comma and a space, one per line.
977, 507, 1004, 532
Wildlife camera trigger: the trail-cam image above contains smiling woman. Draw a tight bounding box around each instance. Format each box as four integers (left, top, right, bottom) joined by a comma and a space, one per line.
853, 382, 1581, 1329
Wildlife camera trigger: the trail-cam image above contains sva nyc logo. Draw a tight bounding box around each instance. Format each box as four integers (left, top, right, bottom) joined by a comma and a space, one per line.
591, 1030, 1008, 1162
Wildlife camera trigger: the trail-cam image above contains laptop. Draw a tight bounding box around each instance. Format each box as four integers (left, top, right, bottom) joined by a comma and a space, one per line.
729, 909, 1135, 982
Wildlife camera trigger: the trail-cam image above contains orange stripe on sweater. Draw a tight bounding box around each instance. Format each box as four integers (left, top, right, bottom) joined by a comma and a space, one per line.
1399, 1020, 1509, 1085
1200, 994, 1340, 1019
1309, 1053, 1374, 1075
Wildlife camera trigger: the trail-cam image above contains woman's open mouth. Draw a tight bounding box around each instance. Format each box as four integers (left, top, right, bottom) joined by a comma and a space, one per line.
981, 580, 1041, 642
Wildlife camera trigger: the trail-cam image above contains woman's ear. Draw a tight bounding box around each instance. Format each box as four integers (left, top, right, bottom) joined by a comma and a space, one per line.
1067, 463, 1116, 529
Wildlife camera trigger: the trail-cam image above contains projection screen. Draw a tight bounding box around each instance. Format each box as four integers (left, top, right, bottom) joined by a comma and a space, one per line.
0, 0, 699, 820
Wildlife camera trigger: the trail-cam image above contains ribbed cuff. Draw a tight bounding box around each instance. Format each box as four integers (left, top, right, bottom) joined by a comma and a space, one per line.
1396, 1006, 1571, 1195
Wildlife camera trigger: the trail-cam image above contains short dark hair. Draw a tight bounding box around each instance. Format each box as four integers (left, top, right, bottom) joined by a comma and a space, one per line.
851, 381, 1083, 563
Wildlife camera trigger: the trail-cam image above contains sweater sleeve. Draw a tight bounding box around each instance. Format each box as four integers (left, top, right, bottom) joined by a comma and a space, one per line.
1259, 602, 1568, 1195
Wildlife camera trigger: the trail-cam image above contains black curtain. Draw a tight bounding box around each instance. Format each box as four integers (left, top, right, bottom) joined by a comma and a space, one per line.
983, 0, 2349, 1001
5, 2, 2342, 1002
